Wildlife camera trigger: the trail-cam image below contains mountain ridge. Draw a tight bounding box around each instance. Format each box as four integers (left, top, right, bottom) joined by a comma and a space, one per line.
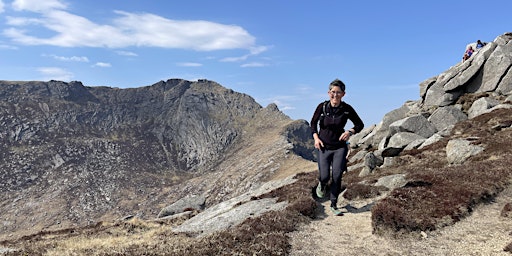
0, 78, 315, 241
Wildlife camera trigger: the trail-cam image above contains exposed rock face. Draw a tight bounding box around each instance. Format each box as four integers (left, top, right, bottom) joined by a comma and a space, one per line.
348, 32, 512, 175
0, 79, 315, 239
1, 79, 259, 175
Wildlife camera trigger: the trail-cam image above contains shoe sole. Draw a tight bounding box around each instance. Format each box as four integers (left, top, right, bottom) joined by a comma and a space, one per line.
331, 207, 344, 216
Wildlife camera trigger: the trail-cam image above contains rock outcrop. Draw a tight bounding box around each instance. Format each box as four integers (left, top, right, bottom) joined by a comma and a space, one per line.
348, 32, 512, 175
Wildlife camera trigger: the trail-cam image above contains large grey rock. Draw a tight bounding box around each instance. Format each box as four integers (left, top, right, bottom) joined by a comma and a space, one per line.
350, 124, 376, 148
389, 115, 438, 140
366, 102, 413, 147
387, 132, 428, 149
474, 103, 512, 118
358, 152, 384, 176
446, 138, 484, 165
173, 198, 287, 237
353, 33, 512, 152
172, 175, 297, 236
419, 76, 437, 99
381, 147, 405, 158
423, 82, 464, 107
418, 133, 444, 149
374, 174, 407, 190
479, 44, 512, 92
497, 70, 512, 95
468, 97, 501, 118
428, 106, 467, 131
349, 149, 368, 163
158, 195, 206, 218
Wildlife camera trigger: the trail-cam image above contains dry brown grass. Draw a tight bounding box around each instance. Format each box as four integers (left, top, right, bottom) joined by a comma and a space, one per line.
371, 159, 511, 234
1, 172, 318, 256
343, 183, 388, 200
368, 108, 512, 243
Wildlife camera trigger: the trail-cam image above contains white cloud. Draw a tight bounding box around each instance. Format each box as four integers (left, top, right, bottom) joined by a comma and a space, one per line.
250, 46, 270, 55
116, 50, 138, 57
37, 67, 73, 81
4, 10, 132, 47
0, 0, 5, 13
177, 62, 202, 67
43, 54, 89, 62
262, 95, 297, 111
0, 44, 18, 50
93, 62, 111, 68
113, 11, 255, 51
221, 45, 270, 62
221, 55, 248, 62
6, 16, 44, 26
241, 62, 267, 68
12, 0, 67, 12
4, 4, 261, 53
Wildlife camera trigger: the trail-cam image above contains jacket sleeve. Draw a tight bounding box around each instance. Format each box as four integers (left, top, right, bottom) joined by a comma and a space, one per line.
348, 105, 364, 134
310, 103, 323, 135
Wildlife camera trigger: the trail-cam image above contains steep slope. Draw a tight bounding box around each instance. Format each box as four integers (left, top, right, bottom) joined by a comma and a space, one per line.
0, 79, 315, 240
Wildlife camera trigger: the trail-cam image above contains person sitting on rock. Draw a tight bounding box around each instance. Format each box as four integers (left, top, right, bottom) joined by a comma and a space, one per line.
463, 46, 474, 62
476, 40, 486, 49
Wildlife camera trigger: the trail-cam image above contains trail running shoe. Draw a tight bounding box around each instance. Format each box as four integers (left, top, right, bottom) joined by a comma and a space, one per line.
330, 206, 343, 216
315, 182, 325, 198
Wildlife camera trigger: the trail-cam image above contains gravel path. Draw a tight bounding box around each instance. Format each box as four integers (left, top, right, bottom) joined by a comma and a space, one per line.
289, 186, 512, 256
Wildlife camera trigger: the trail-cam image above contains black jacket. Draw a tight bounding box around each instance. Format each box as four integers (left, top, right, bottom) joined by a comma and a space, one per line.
310, 101, 364, 150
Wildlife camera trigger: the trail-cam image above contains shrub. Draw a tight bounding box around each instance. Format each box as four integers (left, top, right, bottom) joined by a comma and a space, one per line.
501, 203, 512, 218
343, 183, 387, 200
504, 241, 512, 253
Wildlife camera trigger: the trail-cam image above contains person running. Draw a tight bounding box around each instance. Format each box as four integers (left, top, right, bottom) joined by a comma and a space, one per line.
310, 78, 364, 215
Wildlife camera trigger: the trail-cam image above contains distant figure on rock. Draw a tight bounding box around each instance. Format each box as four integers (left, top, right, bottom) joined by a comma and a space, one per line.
310, 78, 364, 216
463, 46, 474, 62
476, 39, 486, 49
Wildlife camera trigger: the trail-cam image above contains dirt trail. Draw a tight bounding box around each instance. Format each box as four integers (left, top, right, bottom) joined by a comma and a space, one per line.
289, 186, 512, 256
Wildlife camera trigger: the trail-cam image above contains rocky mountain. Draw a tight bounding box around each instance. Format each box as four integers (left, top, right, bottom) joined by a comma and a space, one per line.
346, 32, 512, 175
0, 79, 314, 240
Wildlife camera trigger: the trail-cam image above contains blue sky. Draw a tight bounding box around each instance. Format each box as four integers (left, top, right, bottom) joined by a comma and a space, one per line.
0, 0, 510, 126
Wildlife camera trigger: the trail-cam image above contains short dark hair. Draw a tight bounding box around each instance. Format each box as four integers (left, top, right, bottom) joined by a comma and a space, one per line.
329, 79, 346, 92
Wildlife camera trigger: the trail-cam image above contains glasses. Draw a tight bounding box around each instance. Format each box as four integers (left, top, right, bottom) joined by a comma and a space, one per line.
329, 91, 344, 95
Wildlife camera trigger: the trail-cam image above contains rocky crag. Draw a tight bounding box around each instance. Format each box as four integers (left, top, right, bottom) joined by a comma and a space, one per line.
0, 79, 314, 240
347, 32, 512, 175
